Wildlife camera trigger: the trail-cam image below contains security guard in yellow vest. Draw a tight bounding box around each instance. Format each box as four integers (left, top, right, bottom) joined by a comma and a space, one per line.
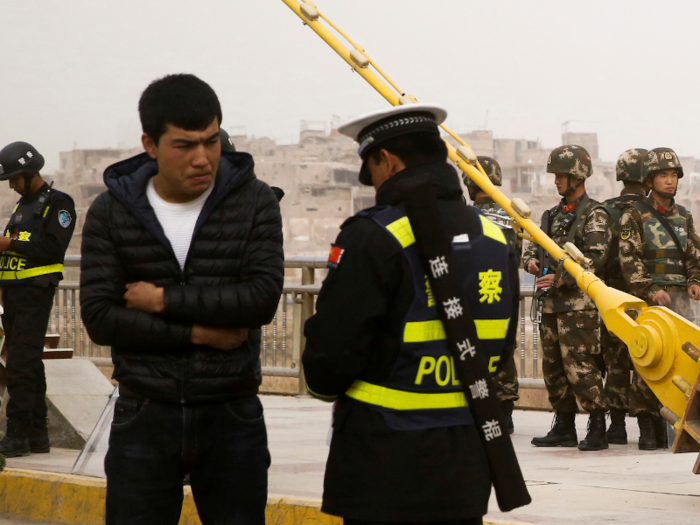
302, 105, 521, 525
0, 142, 75, 457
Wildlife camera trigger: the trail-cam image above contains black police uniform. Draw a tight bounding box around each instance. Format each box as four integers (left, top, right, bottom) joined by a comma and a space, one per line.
302, 163, 520, 523
1, 183, 75, 436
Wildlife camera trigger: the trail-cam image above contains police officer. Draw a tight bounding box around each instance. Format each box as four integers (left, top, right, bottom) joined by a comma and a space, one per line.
467, 156, 521, 433
0, 142, 75, 457
523, 145, 611, 451
619, 147, 700, 450
600, 149, 648, 444
302, 105, 522, 525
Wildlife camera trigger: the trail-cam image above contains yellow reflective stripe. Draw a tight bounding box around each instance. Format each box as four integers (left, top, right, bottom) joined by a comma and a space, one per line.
12, 204, 19, 213
404, 320, 445, 342
403, 319, 509, 342
43, 205, 50, 218
346, 380, 467, 410
475, 318, 510, 340
386, 217, 415, 248
0, 263, 63, 280
479, 215, 507, 245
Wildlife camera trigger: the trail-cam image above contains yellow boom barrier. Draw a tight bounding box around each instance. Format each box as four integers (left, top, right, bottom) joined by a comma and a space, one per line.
281, 0, 700, 472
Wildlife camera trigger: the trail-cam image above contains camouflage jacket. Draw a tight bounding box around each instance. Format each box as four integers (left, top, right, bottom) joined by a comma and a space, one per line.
523, 193, 610, 313
602, 187, 647, 290
619, 194, 700, 303
473, 196, 522, 264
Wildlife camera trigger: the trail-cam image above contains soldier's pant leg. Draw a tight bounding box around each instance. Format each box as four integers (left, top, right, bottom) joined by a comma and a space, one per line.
3, 285, 56, 424
601, 325, 630, 412
494, 352, 519, 403
558, 310, 607, 413
540, 313, 577, 413
629, 369, 661, 417
626, 287, 690, 418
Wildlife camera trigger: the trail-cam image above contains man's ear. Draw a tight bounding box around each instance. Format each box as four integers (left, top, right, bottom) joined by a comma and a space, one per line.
142, 133, 158, 160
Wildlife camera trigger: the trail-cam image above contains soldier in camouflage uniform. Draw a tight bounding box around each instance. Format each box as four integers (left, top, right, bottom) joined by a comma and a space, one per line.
467, 156, 522, 433
600, 149, 648, 445
523, 145, 611, 451
619, 147, 700, 450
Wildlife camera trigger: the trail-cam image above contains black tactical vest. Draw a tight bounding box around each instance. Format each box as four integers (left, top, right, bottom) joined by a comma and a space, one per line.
344, 205, 512, 430
0, 187, 65, 285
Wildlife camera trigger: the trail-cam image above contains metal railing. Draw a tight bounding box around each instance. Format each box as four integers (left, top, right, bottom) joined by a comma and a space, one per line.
55, 256, 546, 394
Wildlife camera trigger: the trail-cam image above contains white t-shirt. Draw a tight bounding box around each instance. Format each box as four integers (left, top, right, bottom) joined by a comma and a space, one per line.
146, 178, 214, 270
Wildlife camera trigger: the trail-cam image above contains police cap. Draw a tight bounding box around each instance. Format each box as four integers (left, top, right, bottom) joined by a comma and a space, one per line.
338, 104, 447, 185
0, 142, 45, 181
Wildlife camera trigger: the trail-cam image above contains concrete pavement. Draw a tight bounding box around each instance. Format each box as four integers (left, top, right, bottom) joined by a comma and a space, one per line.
3, 394, 700, 524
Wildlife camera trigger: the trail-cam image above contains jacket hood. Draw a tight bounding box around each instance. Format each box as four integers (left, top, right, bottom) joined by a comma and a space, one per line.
375, 161, 463, 207
103, 150, 255, 203
102, 150, 257, 254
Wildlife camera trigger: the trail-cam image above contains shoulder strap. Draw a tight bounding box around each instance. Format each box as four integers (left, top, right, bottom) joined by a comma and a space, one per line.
638, 201, 686, 261
553, 195, 590, 284
33, 182, 54, 218
403, 181, 530, 512
537, 209, 552, 276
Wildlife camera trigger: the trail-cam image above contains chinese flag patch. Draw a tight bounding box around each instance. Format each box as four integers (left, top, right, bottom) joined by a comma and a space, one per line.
328, 244, 345, 269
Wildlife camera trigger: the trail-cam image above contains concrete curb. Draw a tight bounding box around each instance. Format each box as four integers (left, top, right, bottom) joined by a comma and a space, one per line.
0, 468, 528, 525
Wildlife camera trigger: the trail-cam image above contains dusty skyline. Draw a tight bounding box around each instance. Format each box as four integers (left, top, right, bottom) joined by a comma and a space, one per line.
2, 0, 699, 171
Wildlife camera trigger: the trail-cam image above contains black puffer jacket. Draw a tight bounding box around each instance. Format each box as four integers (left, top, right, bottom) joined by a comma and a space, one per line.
80, 151, 284, 404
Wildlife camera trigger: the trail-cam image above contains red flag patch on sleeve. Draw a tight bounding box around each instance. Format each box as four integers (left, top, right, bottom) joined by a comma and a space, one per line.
327, 244, 345, 269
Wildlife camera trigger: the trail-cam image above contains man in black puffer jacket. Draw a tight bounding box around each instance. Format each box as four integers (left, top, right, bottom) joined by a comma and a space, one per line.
80, 74, 283, 525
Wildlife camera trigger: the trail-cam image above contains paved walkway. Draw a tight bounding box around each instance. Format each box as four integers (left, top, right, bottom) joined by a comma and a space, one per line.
5, 395, 700, 524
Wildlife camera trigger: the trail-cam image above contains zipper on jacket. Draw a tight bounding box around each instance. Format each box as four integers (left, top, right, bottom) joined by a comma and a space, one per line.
180, 259, 189, 404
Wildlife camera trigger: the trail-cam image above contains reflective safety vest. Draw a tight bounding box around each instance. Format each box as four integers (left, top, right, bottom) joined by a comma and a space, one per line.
641, 204, 688, 287
345, 205, 512, 430
0, 194, 63, 284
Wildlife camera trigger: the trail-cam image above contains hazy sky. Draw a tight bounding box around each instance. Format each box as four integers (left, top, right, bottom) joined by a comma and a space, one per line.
2, 0, 699, 171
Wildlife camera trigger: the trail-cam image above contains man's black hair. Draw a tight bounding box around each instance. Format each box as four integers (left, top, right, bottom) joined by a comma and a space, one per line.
139, 74, 223, 144
368, 132, 447, 168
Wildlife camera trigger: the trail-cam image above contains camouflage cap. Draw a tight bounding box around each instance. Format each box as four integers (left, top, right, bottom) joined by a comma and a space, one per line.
616, 148, 648, 183
546, 145, 592, 180
467, 156, 502, 187
641, 147, 684, 181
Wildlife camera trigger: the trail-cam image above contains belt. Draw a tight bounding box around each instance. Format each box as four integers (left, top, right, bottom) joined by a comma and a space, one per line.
345, 380, 468, 410
0, 263, 63, 281
644, 262, 686, 276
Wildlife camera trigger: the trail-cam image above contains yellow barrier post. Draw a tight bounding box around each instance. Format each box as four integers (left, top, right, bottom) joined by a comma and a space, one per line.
280, 0, 700, 467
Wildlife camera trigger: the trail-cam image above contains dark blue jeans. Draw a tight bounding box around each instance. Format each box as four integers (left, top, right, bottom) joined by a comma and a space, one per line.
105, 395, 270, 525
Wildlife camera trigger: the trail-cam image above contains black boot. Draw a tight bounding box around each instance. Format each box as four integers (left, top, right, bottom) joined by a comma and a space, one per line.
578, 411, 609, 451
0, 420, 31, 458
27, 418, 50, 454
637, 413, 657, 450
531, 412, 577, 447
501, 401, 515, 434
606, 409, 628, 445
653, 416, 669, 449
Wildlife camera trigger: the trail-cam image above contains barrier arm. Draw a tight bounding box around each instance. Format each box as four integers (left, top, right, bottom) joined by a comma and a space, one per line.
281, 0, 700, 469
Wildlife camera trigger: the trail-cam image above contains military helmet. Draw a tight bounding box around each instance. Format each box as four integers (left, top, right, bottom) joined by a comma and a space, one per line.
546, 145, 592, 180
467, 156, 502, 188
0, 142, 45, 181
640, 147, 683, 181
615, 148, 648, 183
219, 128, 236, 152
